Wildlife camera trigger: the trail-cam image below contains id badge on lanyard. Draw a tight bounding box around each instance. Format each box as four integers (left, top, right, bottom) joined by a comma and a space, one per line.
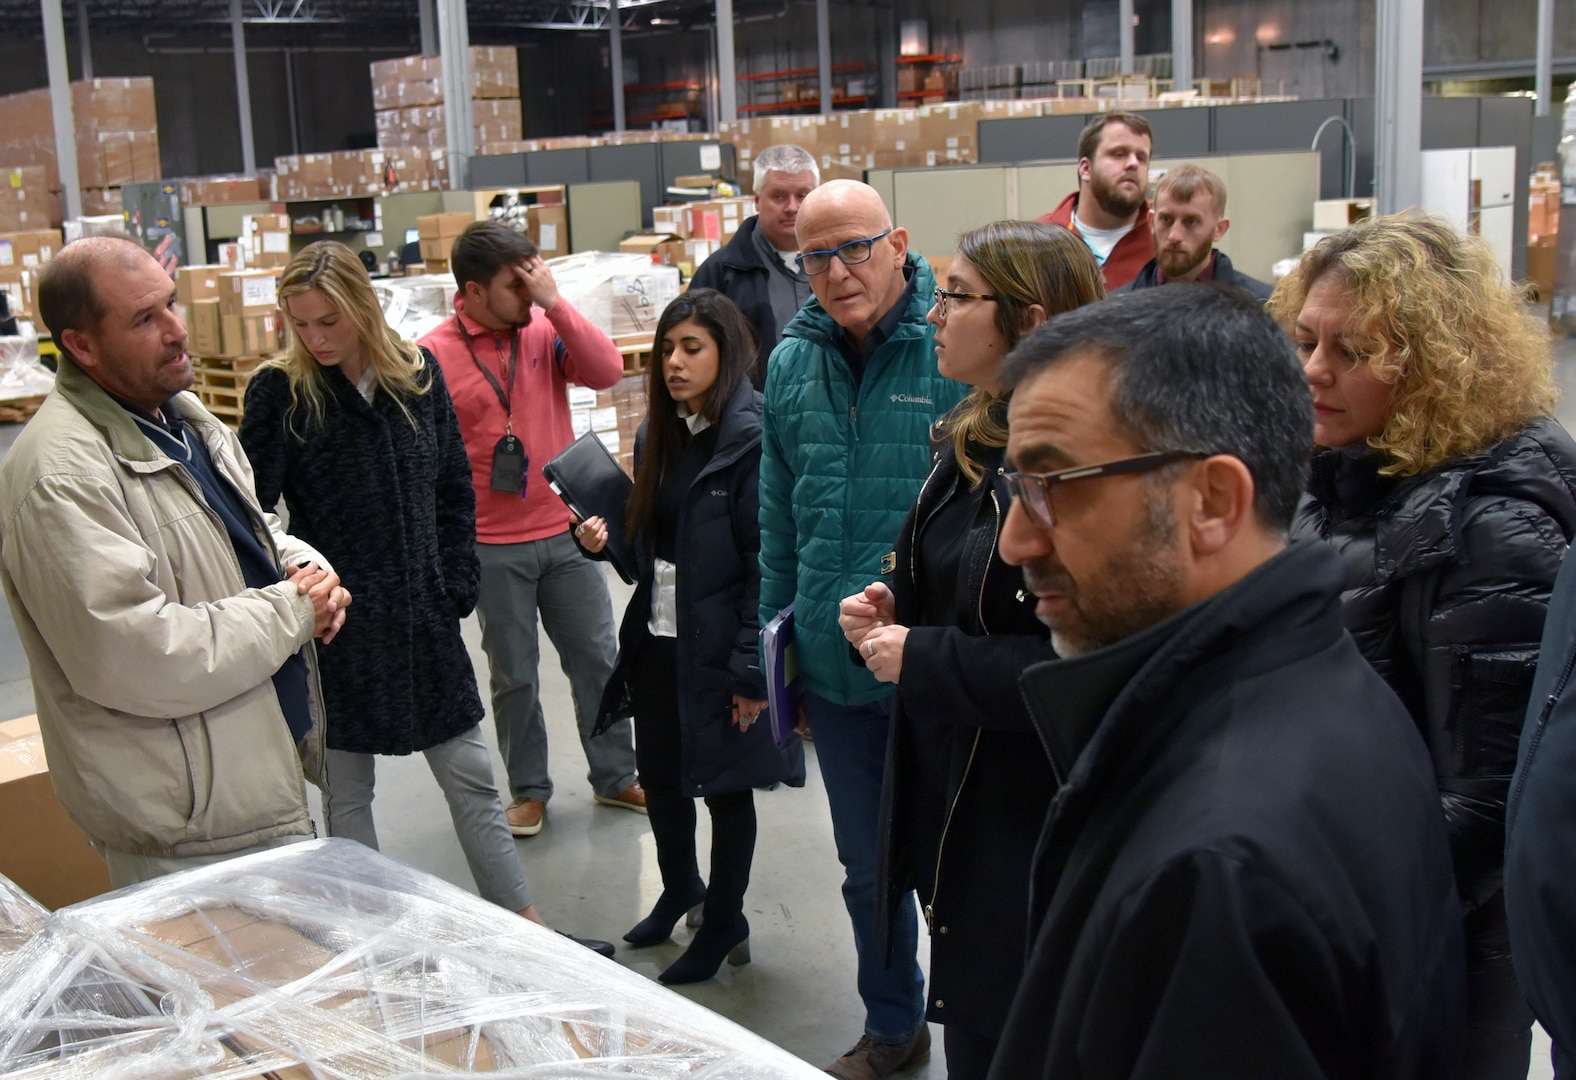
459, 318, 528, 494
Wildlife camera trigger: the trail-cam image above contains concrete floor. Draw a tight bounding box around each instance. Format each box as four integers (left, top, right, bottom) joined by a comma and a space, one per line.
5, 331, 1576, 1075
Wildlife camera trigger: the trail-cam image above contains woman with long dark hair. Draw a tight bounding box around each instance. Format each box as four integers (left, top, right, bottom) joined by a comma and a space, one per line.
579, 288, 803, 985
839, 220, 1106, 1079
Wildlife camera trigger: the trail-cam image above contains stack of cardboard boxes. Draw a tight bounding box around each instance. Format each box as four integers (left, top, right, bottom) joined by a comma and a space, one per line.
1, 166, 58, 233
720, 98, 1106, 189
0, 228, 62, 322
179, 265, 286, 427
1529, 162, 1560, 298
568, 374, 645, 477
626, 197, 756, 279
0, 77, 161, 224
415, 210, 474, 273
273, 147, 449, 199
178, 174, 269, 207
371, 47, 523, 156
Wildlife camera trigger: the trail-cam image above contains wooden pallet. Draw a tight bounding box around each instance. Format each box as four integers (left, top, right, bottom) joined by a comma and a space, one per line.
612, 333, 654, 374
0, 396, 46, 424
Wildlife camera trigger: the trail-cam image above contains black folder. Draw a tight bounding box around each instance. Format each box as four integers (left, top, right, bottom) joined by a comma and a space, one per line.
542, 433, 640, 585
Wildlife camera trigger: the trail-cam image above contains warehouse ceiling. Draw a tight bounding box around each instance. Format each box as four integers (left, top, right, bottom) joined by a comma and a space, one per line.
0, 0, 745, 42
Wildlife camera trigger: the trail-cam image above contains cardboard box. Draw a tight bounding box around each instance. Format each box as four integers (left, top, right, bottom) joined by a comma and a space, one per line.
178, 174, 264, 206
619, 232, 685, 268
0, 715, 113, 909
176, 265, 223, 307
1313, 198, 1374, 232
80, 187, 123, 217
684, 196, 754, 244
470, 46, 520, 98
0, 228, 63, 271
528, 204, 568, 259
0, 166, 57, 231
72, 77, 158, 133
0, 270, 35, 321
218, 269, 279, 318
190, 298, 223, 356
217, 313, 278, 358
417, 210, 473, 261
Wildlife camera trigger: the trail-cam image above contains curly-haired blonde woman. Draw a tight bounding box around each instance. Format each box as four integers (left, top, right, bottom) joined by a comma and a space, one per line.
1274, 213, 1576, 1080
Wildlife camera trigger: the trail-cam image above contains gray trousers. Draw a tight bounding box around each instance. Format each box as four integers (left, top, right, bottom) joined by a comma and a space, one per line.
322, 726, 532, 911
98, 834, 310, 890
474, 532, 637, 802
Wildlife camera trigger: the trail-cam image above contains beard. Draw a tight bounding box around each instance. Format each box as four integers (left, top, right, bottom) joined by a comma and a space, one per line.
1157, 241, 1213, 281
1025, 482, 1187, 658
1089, 171, 1145, 220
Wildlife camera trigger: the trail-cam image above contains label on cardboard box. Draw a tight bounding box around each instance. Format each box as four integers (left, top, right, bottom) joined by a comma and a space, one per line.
261, 231, 290, 254
241, 275, 277, 308
589, 406, 618, 432
0, 242, 11, 267
539, 223, 558, 252
567, 386, 597, 409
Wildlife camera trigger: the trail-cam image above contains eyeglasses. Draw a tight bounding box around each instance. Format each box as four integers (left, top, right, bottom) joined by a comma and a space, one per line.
796, 229, 892, 276
1004, 450, 1210, 531
932, 287, 999, 322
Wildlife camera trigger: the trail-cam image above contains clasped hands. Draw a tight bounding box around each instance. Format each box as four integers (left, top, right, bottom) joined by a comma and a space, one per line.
286, 561, 352, 645
839, 581, 908, 684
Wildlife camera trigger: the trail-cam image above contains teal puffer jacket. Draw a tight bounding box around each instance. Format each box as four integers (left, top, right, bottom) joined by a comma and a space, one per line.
758, 255, 966, 706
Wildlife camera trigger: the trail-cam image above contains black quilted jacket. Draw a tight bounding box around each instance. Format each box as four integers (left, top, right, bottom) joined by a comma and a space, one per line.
239, 352, 484, 756
1292, 417, 1576, 909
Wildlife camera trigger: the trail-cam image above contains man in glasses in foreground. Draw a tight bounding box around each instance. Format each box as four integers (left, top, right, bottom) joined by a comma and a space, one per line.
988, 285, 1465, 1078
758, 179, 963, 1079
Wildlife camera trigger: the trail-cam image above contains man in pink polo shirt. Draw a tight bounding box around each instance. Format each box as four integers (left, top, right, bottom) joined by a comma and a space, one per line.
420, 221, 643, 838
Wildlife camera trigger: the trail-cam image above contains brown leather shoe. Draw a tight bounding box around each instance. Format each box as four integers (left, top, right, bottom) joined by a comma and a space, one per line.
593, 782, 648, 814
824, 1027, 931, 1079
504, 796, 545, 836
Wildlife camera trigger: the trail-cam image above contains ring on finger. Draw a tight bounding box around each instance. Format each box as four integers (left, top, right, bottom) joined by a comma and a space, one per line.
864, 640, 876, 658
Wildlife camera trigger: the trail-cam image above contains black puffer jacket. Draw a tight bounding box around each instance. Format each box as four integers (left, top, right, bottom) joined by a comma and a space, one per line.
688, 216, 778, 384
1292, 417, 1576, 909
239, 352, 484, 756
593, 379, 805, 795
871, 416, 1055, 1041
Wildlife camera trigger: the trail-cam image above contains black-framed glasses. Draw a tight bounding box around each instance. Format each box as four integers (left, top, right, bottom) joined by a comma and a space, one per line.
932, 287, 999, 322
1004, 450, 1210, 531
796, 229, 892, 276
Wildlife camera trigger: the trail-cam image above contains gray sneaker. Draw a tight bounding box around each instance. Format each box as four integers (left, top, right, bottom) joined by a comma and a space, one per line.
824, 1027, 932, 1079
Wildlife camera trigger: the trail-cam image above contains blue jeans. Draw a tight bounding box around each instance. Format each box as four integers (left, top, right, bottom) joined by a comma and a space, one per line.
805, 690, 926, 1044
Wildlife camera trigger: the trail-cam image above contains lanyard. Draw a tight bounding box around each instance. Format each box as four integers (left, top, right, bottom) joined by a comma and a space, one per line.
456, 316, 520, 434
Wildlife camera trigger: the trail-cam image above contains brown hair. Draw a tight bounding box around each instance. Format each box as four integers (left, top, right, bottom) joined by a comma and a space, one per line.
1268, 212, 1556, 475
1155, 163, 1228, 216
36, 236, 148, 363
940, 221, 1107, 486
450, 220, 538, 290
1077, 111, 1154, 165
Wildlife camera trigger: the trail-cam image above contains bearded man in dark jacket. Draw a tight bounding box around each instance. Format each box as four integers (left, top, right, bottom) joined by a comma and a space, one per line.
688, 144, 817, 385
987, 285, 1465, 1080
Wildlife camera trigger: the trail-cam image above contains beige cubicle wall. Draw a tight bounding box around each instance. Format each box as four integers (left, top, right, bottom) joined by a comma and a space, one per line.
567, 180, 643, 254
870, 150, 1320, 284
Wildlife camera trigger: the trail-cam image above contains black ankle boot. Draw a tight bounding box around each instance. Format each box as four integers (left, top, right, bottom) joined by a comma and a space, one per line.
623, 881, 707, 947
657, 915, 750, 985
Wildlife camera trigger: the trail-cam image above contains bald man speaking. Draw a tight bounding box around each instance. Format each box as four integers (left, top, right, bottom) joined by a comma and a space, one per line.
758, 180, 964, 1078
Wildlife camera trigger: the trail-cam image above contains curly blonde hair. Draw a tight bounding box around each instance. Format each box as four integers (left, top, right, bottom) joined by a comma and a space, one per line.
1268, 213, 1556, 476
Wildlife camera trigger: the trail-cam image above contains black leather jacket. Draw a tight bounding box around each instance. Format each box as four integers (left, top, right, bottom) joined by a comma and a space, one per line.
1292, 417, 1576, 909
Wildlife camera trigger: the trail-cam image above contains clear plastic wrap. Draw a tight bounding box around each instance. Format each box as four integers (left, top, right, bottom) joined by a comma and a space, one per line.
374, 273, 459, 345
547, 253, 680, 338
0, 323, 54, 402
0, 838, 825, 1078
0, 873, 46, 962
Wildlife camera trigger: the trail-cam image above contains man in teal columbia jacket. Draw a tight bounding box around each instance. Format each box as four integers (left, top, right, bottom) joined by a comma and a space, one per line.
758, 179, 965, 1079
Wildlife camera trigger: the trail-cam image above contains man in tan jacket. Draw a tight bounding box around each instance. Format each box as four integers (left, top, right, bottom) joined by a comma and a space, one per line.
0, 236, 350, 888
